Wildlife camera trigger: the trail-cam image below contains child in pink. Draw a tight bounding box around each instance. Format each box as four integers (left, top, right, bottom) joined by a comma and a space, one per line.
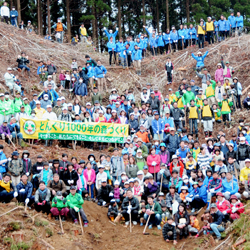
133, 179, 142, 202
83, 162, 96, 198
113, 180, 121, 203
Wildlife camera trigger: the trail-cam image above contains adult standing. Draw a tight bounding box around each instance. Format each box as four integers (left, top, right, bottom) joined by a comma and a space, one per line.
79, 24, 88, 42
10, 6, 18, 27
47, 60, 57, 84
0, 2, 9, 24
52, 18, 67, 43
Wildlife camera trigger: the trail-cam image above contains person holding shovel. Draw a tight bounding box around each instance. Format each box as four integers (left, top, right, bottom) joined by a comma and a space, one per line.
66, 185, 88, 226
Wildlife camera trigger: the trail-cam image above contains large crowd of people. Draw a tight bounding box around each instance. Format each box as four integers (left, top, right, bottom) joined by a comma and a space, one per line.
0, 5, 249, 246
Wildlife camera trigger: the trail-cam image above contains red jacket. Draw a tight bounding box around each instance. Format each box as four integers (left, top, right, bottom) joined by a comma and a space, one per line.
169, 161, 184, 177
95, 116, 107, 123
226, 201, 245, 215
216, 199, 230, 213
108, 117, 121, 123
147, 154, 161, 174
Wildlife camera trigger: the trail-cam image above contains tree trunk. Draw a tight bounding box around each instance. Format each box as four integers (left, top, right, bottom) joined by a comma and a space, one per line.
186, 0, 190, 23
118, 0, 121, 38
142, 0, 146, 26
92, 3, 97, 48
37, 0, 41, 35
166, 0, 169, 30
66, 0, 71, 42
17, 0, 21, 24
156, 0, 159, 32
47, 0, 51, 35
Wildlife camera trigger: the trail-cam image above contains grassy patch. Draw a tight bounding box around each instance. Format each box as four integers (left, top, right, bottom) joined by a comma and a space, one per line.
45, 227, 53, 237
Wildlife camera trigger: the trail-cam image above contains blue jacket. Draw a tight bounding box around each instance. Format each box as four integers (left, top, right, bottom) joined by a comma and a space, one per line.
0, 151, 7, 174
204, 176, 212, 187
156, 35, 164, 46
95, 65, 107, 78
163, 134, 181, 153
170, 31, 178, 42
222, 179, 239, 195
152, 118, 164, 134
145, 28, 154, 39
37, 65, 44, 75
235, 81, 242, 95
124, 41, 134, 52
75, 82, 87, 96
187, 28, 197, 39
192, 51, 208, 67
229, 139, 238, 151
16, 181, 33, 199
134, 40, 143, 50
163, 33, 172, 44
116, 42, 124, 53
132, 49, 142, 61
183, 29, 189, 39
149, 37, 157, 48
141, 38, 148, 49
235, 15, 244, 27
214, 20, 218, 31
107, 41, 116, 52
178, 29, 186, 40
10, 10, 18, 18
218, 20, 226, 31
163, 117, 174, 128
228, 15, 236, 28
214, 164, 228, 173
30, 100, 37, 110
176, 147, 190, 160
87, 66, 95, 78
198, 185, 207, 203
186, 187, 199, 201
104, 29, 118, 41
48, 89, 59, 102
225, 20, 230, 31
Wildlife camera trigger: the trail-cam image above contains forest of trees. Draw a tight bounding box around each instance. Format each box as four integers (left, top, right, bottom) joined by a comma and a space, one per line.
6, 0, 250, 45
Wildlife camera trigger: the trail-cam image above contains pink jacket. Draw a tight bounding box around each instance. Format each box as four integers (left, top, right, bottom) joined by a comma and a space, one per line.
59, 73, 66, 81
83, 169, 96, 183
147, 154, 161, 174
216, 199, 230, 213
77, 173, 87, 190
215, 68, 224, 82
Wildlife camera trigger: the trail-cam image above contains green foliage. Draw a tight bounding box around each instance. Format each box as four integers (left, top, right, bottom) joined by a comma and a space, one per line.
34, 219, 49, 227
10, 222, 21, 231
45, 227, 53, 237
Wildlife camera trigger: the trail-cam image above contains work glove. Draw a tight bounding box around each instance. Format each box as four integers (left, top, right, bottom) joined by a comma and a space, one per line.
103, 27, 106, 30
74, 206, 79, 212
109, 192, 114, 197
201, 120, 204, 123
25, 198, 29, 204
222, 211, 227, 215
8, 158, 12, 161
13, 192, 18, 197
42, 200, 46, 205
128, 205, 132, 210
127, 208, 131, 214
102, 201, 106, 206
19, 188, 25, 193
68, 180, 71, 184
63, 199, 67, 205
152, 161, 157, 166
210, 188, 215, 193
212, 119, 215, 122
37, 202, 42, 205
26, 172, 29, 176
186, 197, 192, 202
33, 174, 37, 179
160, 169, 165, 175
232, 207, 237, 213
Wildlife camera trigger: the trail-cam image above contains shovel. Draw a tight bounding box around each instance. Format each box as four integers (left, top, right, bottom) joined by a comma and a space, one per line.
78, 212, 84, 235
58, 215, 64, 235
143, 203, 155, 235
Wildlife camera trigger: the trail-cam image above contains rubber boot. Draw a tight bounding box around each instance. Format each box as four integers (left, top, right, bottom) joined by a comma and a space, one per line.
205, 131, 209, 138
209, 131, 212, 137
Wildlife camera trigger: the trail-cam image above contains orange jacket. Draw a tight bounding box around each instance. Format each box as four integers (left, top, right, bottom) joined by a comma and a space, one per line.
190, 218, 200, 230
136, 131, 150, 143
180, 192, 189, 201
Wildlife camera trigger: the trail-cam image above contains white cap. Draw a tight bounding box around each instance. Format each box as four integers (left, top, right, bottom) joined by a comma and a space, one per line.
137, 170, 143, 175
128, 178, 134, 183
62, 106, 67, 111
111, 110, 117, 113
137, 149, 142, 153
68, 103, 73, 107
23, 97, 28, 101
99, 110, 103, 114
245, 159, 250, 163
7, 67, 12, 71
86, 102, 91, 106
182, 175, 189, 180
0, 93, 4, 97
114, 180, 120, 185
98, 165, 104, 168
101, 179, 107, 183
240, 137, 246, 141
170, 127, 175, 131
57, 98, 61, 101
46, 105, 52, 108
61, 96, 65, 100
172, 155, 178, 159
36, 101, 41, 104
48, 75, 52, 78
197, 51, 202, 55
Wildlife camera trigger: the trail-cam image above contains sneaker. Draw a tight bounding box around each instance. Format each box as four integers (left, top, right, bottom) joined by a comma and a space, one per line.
125, 221, 129, 226
140, 223, 143, 226
55, 216, 59, 221
148, 225, 152, 229
74, 219, 78, 224
84, 223, 88, 227
132, 221, 137, 225
195, 234, 199, 238
157, 225, 161, 230
61, 216, 65, 222
215, 238, 221, 243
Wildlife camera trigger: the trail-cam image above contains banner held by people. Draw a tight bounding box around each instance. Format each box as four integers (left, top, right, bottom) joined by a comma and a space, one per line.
20, 118, 128, 143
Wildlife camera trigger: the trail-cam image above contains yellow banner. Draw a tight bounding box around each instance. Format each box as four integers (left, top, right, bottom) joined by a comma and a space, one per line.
20, 118, 129, 143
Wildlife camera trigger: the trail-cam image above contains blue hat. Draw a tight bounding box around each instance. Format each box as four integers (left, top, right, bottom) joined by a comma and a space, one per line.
190, 80, 195, 82
160, 143, 166, 147
154, 112, 159, 115
12, 151, 19, 156
143, 165, 148, 170
79, 160, 85, 164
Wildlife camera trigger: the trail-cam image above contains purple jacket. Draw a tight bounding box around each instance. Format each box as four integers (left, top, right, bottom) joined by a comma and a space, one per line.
114, 187, 120, 199
159, 150, 170, 165
0, 125, 10, 136
148, 181, 158, 193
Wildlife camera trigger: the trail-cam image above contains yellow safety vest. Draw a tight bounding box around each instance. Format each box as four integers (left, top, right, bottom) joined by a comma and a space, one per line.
206, 84, 215, 98
197, 25, 205, 35
202, 105, 212, 118
189, 106, 198, 119
206, 21, 214, 32
80, 27, 87, 36
221, 100, 231, 113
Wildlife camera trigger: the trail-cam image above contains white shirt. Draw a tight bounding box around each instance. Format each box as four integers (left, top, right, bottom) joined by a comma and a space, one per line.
4, 72, 15, 85
1, 6, 10, 17
42, 111, 57, 120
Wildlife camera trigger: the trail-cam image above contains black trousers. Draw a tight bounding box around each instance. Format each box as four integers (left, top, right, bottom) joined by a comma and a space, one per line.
69, 207, 88, 222
150, 47, 157, 56
190, 197, 206, 210
207, 31, 214, 44
158, 46, 164, 54
34, 201, 51, 214
237, 95, 242, 109
222, 113, 230, 122
165, 43, 171, 52
127, 54, 132, 67
198, 34, 204, 48
1, 16, 9, 23
109, 51, 116, 65
167, 72, 172, 83
122, 209, 138, 222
